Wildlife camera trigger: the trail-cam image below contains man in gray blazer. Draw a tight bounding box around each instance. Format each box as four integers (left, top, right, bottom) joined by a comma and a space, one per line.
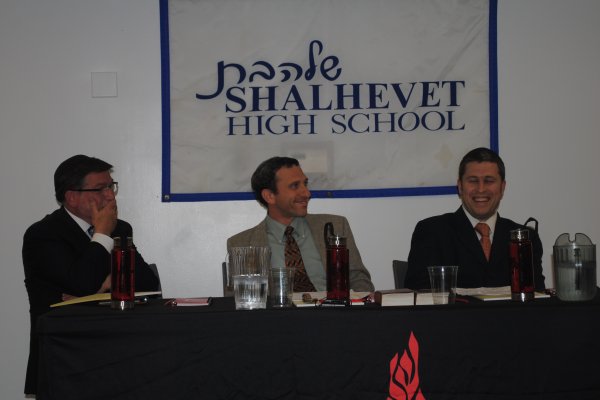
227, 157, 374, 292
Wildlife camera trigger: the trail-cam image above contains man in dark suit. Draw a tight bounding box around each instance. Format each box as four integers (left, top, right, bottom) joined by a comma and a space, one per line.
406, 148, 545, 290
227, 157, 374, 292
22, 155, 159, 395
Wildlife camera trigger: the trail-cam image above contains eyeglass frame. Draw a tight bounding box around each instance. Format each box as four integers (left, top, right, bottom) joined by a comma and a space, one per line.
71, 182, 119, 195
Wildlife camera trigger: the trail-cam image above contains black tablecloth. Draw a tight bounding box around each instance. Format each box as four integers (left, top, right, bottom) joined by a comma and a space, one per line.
36, 294, 600, 400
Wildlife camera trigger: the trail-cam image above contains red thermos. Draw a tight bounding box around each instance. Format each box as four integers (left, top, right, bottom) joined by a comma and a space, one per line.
324, 223, 350, 306
111, 236, 136, 310
509, 228, 535, 302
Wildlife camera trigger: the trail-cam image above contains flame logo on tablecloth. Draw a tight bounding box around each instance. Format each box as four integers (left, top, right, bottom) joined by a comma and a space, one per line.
387, 331, 426, 400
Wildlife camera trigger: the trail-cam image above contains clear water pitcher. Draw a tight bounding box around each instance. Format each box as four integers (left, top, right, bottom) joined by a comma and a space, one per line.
553, 233, 597, 301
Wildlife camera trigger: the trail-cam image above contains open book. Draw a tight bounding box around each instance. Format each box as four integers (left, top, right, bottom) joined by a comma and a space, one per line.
456, 286, 550, 301
373, 286, 551, 306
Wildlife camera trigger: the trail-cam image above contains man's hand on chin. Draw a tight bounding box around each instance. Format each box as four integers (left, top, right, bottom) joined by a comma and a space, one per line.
90, 198, 118, 235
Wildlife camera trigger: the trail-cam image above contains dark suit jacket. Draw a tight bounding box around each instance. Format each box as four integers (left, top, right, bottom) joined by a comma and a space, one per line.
227, 214, 375, 292
22, 207, 159, 395
406, 207, 545, 291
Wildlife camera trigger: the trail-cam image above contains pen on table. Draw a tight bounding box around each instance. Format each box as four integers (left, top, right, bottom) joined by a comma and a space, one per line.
98, 297, 149, 306
351, 298, 367, 304
164, 298, 177, 306
352, 294, 374, 304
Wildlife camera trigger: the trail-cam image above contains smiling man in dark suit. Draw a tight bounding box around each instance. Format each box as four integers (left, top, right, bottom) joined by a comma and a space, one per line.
22, 155, 159, 395
405, 147, 546, 290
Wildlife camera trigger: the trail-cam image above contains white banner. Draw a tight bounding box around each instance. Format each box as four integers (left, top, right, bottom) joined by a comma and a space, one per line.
160, 0, 497, 201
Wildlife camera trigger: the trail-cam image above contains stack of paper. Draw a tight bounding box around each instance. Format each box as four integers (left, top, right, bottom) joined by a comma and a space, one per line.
164, 297, 211, 306
292, 291, 372, 307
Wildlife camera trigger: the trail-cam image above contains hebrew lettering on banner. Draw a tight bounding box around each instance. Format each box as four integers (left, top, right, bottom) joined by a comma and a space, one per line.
160, 0, 497, 202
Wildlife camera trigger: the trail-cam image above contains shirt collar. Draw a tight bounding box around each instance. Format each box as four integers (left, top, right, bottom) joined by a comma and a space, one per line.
266, 216, 307, 243
462, 205, 498, 234
64, 207, 93, 234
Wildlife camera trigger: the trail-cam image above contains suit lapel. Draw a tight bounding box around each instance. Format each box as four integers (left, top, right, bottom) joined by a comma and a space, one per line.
305, 214, 328, 270
253, 218, 270, 246
56, 207, 92, 247
489, 215, 510, 266
453, 208, 488, 263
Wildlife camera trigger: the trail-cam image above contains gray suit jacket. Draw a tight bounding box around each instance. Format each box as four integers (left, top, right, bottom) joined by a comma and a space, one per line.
227, 214, 374, 292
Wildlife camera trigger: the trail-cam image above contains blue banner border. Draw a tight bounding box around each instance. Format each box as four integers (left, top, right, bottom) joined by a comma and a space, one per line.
159, 0, 498, 202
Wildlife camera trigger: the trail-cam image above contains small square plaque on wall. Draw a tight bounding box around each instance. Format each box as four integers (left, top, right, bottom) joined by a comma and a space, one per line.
91, 71, 118, 98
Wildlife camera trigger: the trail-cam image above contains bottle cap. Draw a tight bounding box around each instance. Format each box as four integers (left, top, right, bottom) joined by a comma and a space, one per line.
510, 228, 529, 241
327, 235, 346, 247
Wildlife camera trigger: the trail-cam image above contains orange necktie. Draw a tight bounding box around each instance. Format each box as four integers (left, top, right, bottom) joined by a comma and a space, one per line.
475, 223, 491, 261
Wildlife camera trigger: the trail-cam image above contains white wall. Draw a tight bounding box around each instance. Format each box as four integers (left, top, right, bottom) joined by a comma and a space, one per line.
1, 0, 599, 398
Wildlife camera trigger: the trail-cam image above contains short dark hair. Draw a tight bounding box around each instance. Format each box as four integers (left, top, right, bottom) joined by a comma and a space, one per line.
251, 157, 300, 208
54, 155, 113, 203
458, 147, 505, 181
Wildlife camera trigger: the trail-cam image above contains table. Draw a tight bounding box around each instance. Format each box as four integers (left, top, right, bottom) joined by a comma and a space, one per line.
36, 293, 600, 400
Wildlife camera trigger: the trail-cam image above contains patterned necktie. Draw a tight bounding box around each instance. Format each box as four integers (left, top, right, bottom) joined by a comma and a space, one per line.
284, 226, 316, 292
87, 226, 95, 238
475, 223, 491, 261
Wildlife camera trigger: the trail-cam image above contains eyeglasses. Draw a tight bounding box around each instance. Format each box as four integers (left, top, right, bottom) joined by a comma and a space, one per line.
72, 182, 119, 195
